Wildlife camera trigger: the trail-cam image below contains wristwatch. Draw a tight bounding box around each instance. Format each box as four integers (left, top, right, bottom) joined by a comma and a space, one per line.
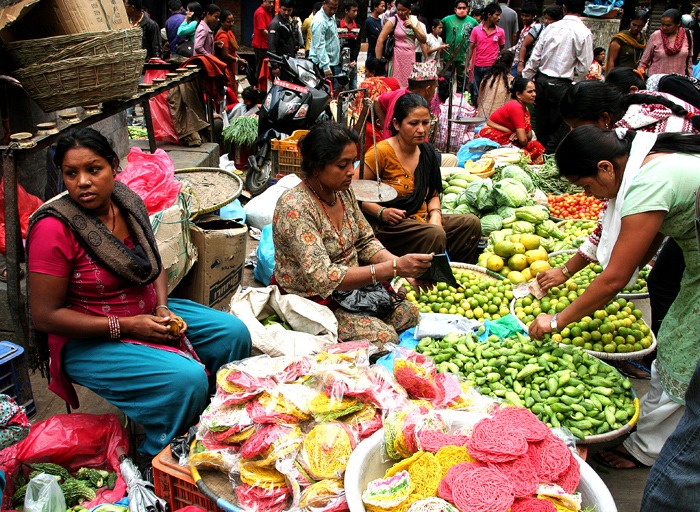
550, 313, 559, 331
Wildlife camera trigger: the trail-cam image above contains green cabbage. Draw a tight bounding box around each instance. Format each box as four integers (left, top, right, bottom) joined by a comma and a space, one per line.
454, 203, 479, 215
464, 178, 495, 211
500, 165, 534, 192
536, 219, 566, 240
493, 178, 530, 208
480, 214, 503, 236
497, 206, 516, 219
442, 192, 458, 209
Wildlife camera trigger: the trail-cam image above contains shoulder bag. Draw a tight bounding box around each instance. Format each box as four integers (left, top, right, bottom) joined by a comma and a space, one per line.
383, 16, 398, 60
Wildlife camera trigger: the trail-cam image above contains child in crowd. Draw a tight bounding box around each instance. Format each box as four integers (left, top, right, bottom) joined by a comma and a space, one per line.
426, 18, 449, 70
587, 47, 606, 80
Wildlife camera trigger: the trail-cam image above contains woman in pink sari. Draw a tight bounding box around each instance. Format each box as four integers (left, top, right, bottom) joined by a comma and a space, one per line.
375, 0, 427, 88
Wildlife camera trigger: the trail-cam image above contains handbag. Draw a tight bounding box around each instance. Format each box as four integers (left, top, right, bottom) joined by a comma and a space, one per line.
383, 16, 397, 60
176, 40, 194, 57
333, 282, 400, 318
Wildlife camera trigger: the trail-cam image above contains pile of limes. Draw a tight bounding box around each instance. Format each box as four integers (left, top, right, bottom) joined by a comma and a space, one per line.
557, 219, 597, 249
402, 269, 513, 321
513, 293, 653, 354
548, 253, 650, 295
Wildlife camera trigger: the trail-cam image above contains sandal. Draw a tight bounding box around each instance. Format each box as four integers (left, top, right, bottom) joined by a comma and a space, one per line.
593, 444, 646, 469
0, 266, 24, 283
610, 360, 651, 380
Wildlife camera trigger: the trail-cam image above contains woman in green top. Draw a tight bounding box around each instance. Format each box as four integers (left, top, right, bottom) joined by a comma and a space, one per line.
530, 125, 700, 469
606, 9, 648, 72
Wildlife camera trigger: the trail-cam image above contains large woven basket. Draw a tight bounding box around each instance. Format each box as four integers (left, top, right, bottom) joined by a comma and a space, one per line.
5, 29, 142, 68
13, 50, 146, 112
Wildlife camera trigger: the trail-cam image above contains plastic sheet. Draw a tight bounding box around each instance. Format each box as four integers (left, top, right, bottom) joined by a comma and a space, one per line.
144, 67, 179, 144
116, 147, 182, 215
0, 179, 43, 255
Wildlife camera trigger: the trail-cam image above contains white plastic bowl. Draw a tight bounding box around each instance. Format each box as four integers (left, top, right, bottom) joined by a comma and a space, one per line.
344, 410, 617, 512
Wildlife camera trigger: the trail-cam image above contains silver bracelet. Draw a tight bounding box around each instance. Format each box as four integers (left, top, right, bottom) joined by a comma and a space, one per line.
370, 264, 377, 285
550, 313, 559, 332
154, 304, 170, 313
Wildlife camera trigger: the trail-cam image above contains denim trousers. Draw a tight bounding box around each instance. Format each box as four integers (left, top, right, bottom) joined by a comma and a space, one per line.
640, 357, 700, 511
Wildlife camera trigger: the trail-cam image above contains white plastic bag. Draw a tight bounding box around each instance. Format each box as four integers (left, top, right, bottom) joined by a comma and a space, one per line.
244, 174, 302, 230
24, 473, 66, 512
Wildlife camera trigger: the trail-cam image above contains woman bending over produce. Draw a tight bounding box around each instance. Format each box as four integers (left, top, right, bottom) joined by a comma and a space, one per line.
529, 126, 700, 472
27, 128, 251, 456
479, 78, 545, 164
359, 94, 481, 263
272, 122, 432, 347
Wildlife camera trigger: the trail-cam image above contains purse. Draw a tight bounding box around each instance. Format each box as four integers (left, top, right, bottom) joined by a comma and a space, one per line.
176, 40, 194, 57
333, 282, 400, 318
383, 16, 397, 60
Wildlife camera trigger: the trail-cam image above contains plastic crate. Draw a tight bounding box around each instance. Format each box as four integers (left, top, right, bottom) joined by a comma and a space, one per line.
271, 130, 308, 177
153, 445, 225, 512
0, 341, 36, 418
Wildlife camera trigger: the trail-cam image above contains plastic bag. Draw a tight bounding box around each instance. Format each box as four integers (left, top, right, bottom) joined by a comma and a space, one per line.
220, 199, 246, 223
0, 413, 128, 509
144, 67, 179, 144
456, 138, 500, 167
23, 473, 66, 512
254, 224, 275, 285
332, 283, 399, 318
116, 147, 182, 215
0, 178, 44, 255
244, 174, 302, 230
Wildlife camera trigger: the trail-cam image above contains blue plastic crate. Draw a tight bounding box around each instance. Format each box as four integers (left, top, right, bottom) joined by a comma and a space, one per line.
0, 341, 36, 418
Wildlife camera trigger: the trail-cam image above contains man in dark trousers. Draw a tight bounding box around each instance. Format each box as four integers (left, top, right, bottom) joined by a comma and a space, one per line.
164, 0, 185, 57
522, 0, 592, 152
365, 0, 386, 63
268, 0, 304, 77
125, 0, 161, 60
253, 0, 274, 86
338, 0, 361, 89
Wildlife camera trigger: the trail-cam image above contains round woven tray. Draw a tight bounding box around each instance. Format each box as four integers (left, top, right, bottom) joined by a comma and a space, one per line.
548, 250, 650, 299
175, 168, 243, 218
509, 298, 657, 360
578, 389, 641, 445
188, 443, 241, 511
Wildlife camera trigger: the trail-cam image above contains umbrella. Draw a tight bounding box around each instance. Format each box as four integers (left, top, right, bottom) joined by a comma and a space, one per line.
116, 447, 170, 512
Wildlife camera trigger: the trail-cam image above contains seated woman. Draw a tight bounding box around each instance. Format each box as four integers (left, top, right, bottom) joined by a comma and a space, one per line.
359, 94, 481, 263
272, 122, 432, 347
27, 128, 251, 457
479, 77, 545, 164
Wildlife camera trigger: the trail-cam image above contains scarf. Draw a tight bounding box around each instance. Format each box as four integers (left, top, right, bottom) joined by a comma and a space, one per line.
612, 30, 647, 50
597, 130, 657, 288
661, 27, 686, 56
25, 181, 162, 374
379, 142, 442, 217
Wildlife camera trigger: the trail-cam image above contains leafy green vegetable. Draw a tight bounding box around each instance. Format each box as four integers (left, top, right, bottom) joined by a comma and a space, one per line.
500, 165, 534, 192
493, 178, 529, 208
222, 116, 258, 153
464, 178, 495, 211
480, 214, 503, 236
523, 155, 582, 195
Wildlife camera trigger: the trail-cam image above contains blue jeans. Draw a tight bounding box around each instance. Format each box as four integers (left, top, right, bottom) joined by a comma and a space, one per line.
470, 65, 490, 105
641, 357, 700, 511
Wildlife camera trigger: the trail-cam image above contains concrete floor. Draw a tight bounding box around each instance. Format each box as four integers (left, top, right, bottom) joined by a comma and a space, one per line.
22, 231, 653, 512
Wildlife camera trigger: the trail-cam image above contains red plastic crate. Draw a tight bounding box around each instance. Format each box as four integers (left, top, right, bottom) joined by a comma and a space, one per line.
152, 445, 225, 512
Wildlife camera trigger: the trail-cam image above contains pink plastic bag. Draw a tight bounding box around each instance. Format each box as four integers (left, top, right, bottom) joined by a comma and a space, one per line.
117, 147, 182, 215
144, 66, 180, 144
0, 413, 129, 511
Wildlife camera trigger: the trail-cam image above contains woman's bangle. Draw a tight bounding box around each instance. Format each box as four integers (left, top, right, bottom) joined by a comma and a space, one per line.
108, 315, 121, 340
377, 207, 386, 221
370, 264, 377, 285
428, 208, 442, 216
393, 258, 397, 279
560, 264, 572, 278
154, 304, 170, 313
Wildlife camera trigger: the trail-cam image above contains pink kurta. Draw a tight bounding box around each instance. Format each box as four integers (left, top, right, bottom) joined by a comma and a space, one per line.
390, 18, 417, 89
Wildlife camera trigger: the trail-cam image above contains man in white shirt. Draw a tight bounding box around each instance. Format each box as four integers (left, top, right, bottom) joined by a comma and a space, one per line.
522, 0, 592, 153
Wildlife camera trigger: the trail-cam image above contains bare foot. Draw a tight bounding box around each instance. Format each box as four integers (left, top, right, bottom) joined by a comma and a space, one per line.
594, 444, 646, 469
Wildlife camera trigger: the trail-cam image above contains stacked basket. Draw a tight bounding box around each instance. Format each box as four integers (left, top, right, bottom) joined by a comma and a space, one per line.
7, 28, 145, 113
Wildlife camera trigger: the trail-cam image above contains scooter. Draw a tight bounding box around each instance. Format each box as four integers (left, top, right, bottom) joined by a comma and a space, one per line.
245, 52, 348, 196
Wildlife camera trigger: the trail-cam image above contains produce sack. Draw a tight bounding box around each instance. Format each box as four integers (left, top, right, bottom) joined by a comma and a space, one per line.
117, 147, 182, 215
245, 174, 302, 230
254, 224, 275, 285
229, 285, 338, 357
144, 67, 179, 144
456, 138, 499, 166
0, 179, 43, 255
0, 413, 128, 511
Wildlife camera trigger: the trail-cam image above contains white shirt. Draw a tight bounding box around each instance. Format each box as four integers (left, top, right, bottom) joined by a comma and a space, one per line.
426, 33, 443, 63
522, 15, 593, 81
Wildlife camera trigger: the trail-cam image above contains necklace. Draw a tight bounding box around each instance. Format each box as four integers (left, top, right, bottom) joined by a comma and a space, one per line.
109, 202, 116, 232
305, 180, 338, 206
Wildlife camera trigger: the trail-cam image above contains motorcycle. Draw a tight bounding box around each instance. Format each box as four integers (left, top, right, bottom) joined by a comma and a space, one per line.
245, 52, 348, 196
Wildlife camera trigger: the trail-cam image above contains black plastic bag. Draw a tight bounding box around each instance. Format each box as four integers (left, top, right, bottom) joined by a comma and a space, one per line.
422, 254, 459, 287
333, 283, 399, 318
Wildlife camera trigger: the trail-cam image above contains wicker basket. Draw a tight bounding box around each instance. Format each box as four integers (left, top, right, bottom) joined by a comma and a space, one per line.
13, 50, 146, 112
271, 130, 309, 177
5, 29, 142, 68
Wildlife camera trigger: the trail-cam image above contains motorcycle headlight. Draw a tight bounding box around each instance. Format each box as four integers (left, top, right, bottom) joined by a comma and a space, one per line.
297, 66, 319, 88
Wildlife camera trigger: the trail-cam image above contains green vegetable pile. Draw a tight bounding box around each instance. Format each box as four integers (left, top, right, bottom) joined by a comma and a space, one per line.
12, 462, 118, 508
483, 206, 570, 257
416, 332, 637, 440
222, 116, 258, 154
127, 126, 148, 139
522, 155, 582, 195
557, 219, 597, 249
549, 252, 650, 295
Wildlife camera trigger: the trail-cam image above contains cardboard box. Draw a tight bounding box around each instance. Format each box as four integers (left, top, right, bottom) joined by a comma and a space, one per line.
150, 198, 197, 294
173, 215, 248, 311
0, 0, 130, 42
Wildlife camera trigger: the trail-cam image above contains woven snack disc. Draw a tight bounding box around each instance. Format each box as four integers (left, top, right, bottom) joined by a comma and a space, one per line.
384, 411, 408, 460
449, 465, 515, 512
510, 497, 558, 512
435, 446, 476, 478
394, 359, 439, 400
256, 426, 305, 467
240, 424, 293, 459
526, 434, 572, 481
417, 430, 470, 453
344, 404, 383, 440
406, 451, 442, 499
300, 423, 355, 480
536, 483, 582, 511
384, 451, 425, 479
407, 497, 459, 512
553, 451, 580, 494
299, 479, 348, 512
438, 462, 484, 503
235, 482, 290, 512
433, 373, 466, 408
239, 460, 287, 489
309, 392, 364, 422
362, 470, 412, 512
487, 456, 538, 497
467, 417, 529, 463
491, 407, 550, 442
213, 425, 256, 444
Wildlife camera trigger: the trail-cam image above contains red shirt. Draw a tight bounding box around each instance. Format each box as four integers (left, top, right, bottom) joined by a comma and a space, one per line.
253, 5, 272, 49
489, 99, 528, 132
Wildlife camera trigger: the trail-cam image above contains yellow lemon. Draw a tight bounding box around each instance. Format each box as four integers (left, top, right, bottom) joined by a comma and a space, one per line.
508, 271, 527, 284
519, 234, 541, 251
513, 242, 526, 255
507, 254, 529, 271
486, 255, 504, 272
521, 268, 533, 281
530, 260, 552, 275
525, 248, 548, 264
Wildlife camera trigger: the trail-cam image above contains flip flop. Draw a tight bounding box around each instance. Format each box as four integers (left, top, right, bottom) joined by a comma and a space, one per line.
610, 360, 651, 380
0, 267, 25, 283
593, 445, 646, 469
